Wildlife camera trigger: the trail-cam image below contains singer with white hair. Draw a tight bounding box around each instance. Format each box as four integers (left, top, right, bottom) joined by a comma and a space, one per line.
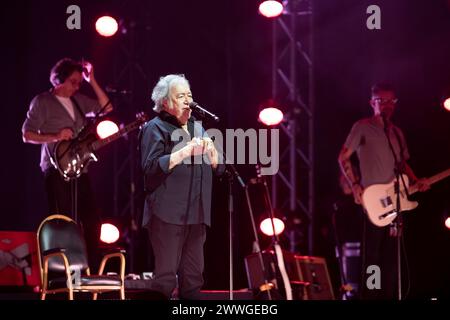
139, 74, 223, 299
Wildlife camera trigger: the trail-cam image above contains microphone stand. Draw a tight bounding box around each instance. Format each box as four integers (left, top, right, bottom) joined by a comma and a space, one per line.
331, 202, 353, 300
382, 114, 409, 301
258, 174, 293, 300
197, 112, 242, 301
243, 177, 276, 300
221, 162, 245, 301
223, 162, 277, 300
197, 109, 275, 300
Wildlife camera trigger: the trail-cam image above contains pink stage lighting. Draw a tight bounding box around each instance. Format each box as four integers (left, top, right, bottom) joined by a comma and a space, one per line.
445, 217, 450, 230
443, 97, 450, 112
259, 107, 284, 126
259, 0, 284, 18
100, 223, 120, 244
260, 217, 285, 236
96, 120, 119, 139
95, 16, 119, 37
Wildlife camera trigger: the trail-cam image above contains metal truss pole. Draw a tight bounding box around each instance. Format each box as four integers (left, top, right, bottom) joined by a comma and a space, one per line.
112, 14, 149, 272
270, 0, 314, 255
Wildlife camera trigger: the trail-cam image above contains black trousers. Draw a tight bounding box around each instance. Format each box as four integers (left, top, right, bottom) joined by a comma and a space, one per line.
147, 215, 206, 300
360, 216, 397, 300
44, 168, 100, 269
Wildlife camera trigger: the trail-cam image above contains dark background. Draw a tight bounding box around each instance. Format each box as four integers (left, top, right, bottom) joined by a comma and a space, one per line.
2, 0, 450, 299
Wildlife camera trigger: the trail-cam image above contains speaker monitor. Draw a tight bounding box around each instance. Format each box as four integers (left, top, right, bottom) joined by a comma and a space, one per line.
245, 250, 334, 300
294, 255, 335, 300
244, 251, 278, 291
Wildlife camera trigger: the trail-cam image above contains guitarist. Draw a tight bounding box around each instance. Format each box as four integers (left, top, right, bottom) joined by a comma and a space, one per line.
21, 58, 113, 268
337, 83, 429, 299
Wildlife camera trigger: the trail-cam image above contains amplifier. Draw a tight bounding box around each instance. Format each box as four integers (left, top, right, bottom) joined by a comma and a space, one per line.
245, 250, 335, 300
294, 255, 335, 300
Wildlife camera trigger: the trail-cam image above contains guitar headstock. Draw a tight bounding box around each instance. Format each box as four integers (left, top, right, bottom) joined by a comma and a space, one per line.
255, 164, 262, 178
135, 112, 149, 124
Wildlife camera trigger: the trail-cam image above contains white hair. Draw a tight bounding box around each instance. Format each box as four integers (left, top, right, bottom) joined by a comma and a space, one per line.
151, 74, 190, 113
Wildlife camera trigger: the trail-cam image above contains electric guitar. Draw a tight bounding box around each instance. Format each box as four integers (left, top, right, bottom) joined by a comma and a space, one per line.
52, 112, 148, 180
362, 168, 450, 227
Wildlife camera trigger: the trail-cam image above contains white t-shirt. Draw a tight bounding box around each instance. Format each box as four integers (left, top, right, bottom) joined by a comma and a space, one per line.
55, 95, 75, 120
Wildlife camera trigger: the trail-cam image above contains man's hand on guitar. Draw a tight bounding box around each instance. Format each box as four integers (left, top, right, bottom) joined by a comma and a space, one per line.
351, 183, 363, 204
56, 128, 73, 141
412, 178, 431, 192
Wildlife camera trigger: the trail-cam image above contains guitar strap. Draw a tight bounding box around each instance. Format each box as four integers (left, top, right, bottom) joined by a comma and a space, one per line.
70, 96, 98, 141
392, 126, 406, 164
70, 96, 87, 122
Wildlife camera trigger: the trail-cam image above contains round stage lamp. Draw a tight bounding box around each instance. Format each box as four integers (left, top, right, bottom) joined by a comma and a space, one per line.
445, 217, 450, 230
96, 120, 119, 139
260, 217, 285, 236
258, 107, 284, 126
95, 16, 119, 37
100, 223, 120, 244
259, 0, 284, 18
443, 97, 450, 112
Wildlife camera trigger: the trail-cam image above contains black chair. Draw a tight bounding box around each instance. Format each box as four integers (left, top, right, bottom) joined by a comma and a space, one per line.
36, 214, 125, 300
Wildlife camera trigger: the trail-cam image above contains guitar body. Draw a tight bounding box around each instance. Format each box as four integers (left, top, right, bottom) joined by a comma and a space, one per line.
53, 134, 98, 180
51, 112, 149, 180
362, 174, 418, 227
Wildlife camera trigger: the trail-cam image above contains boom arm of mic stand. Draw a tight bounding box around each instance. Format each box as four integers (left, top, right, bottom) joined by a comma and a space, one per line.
222, 160, 277, 299
258, 175, 293, 300
225, 163, 245, 188
243, 173, 292, 299
243, 178, 274, 300
92, 99, 112, 120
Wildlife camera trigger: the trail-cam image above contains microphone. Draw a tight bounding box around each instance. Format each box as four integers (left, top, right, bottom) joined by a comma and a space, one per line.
189, 102, 220, 122
380, 110, 389, 131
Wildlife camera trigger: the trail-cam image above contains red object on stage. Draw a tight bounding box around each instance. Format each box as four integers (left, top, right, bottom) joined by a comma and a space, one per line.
0, 231, 40, 287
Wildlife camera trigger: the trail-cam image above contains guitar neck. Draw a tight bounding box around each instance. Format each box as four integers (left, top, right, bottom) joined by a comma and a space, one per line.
91, 121, 142, 150
410, 168, 450, 194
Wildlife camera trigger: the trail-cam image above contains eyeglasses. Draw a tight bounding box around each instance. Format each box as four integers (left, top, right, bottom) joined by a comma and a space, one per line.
372, 97, 398, 105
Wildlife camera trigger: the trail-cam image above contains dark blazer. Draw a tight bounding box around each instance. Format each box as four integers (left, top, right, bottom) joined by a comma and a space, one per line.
140, 111, 221, 228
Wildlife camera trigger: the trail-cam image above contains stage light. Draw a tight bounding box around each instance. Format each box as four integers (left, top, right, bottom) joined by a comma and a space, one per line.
95, 16, 118, 37
259, 0, 284, 18
444, 217, 450, 229
260, 217, 285, 236
100, 223, 120, 244
443, 97, 450, 112
96, 120, 119, 139
440, 87, 450, 112
259, 107, 284, 126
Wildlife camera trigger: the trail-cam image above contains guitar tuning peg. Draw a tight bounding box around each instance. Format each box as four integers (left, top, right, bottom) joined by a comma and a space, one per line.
255, 164, 262, 177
